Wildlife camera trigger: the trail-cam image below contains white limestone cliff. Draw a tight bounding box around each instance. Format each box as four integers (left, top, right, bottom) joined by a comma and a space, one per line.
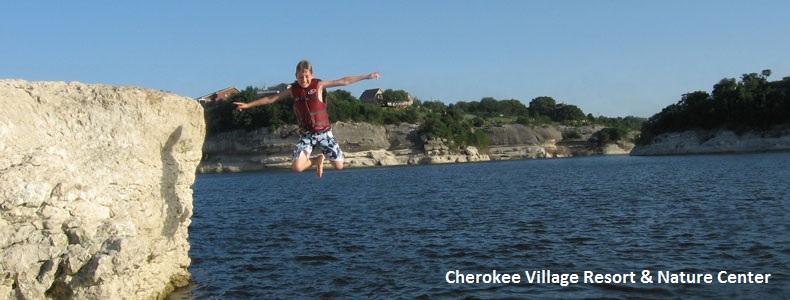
630, 128, 790, 156
0, 80, 205, 299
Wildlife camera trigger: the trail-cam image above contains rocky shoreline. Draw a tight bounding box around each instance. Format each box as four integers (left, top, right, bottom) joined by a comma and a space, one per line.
200, 123, 790, 173
198, 122, 633, 173
630, 126, 790, 156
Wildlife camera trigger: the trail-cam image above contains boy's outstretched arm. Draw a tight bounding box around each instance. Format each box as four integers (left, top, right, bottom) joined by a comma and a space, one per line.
233, 90, 291, 111
322, 72, 380, 89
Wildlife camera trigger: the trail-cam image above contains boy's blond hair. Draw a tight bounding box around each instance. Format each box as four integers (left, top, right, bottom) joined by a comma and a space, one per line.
296, 60, 313, 73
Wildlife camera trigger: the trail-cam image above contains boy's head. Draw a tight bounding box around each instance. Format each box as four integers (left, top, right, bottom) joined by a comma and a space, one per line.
295, 60, 314, 88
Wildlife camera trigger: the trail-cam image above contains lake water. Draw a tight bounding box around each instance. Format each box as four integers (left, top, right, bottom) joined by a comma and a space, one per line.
169, 153, 789, 299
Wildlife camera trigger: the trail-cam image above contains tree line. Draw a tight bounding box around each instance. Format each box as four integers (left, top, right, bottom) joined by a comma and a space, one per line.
637, 70, 790, 145
204, 87, 645, 151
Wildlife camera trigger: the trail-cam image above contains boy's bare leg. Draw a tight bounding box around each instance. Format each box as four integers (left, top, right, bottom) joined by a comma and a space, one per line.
330, 160, 344, 171
292, 152, 327, 178
292, 151, 312, 172
311, 155, 325, 178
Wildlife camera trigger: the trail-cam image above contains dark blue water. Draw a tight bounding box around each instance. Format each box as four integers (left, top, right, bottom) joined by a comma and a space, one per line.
171, 153, 789, 299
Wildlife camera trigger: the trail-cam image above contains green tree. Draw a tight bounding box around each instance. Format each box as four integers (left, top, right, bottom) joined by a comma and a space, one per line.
712, 78, 738, 123
638, 69, 789, 145
529, 96, 557, 118
594, 116, 646, 131
204, 101, 237, 135
498, 99, 529, 117
382, 89, 410, 105
422, 100, 448, 115
420, 112, 450, 139
360, 103, 384, 124
551, 104, 586, 123
327, 89, 361, 122
592, 127, 629, 146
228, 86, 295, 131
382, 106, 420, 124
478, 97, 499, 116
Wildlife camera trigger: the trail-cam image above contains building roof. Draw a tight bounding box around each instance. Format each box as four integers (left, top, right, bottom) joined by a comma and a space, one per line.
197, 87, 240, 100
360, 88, 382, 100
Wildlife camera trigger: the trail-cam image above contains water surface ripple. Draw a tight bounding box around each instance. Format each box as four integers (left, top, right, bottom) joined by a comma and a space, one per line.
171, 153, 789, 299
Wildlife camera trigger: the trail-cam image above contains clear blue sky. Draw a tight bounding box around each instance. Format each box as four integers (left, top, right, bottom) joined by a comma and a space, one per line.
3, 1, 788, 118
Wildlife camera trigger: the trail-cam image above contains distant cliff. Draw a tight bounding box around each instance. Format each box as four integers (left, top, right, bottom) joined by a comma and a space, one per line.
199, 122, 632, 173
0, 80, 205, 299
630, 126, 790, 155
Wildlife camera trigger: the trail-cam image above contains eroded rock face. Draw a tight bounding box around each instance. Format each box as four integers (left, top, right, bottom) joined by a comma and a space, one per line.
630, 128, 790, 155
197, 121, 627, 172
0, 80, 205, 299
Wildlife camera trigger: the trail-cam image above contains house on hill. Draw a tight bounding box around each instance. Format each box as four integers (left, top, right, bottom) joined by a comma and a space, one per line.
360, 88, 414, 108
360, 88, 384, 105
197, 87, 240, 106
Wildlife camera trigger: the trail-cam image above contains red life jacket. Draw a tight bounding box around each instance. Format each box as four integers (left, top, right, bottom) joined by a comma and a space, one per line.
291, 79, 331, 132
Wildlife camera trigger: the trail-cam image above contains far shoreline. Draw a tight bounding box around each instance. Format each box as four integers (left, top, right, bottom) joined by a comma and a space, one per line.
195, 149, 790, 175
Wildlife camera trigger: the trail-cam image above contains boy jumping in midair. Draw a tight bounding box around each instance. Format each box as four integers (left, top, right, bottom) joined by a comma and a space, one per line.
234, 60, 380, 177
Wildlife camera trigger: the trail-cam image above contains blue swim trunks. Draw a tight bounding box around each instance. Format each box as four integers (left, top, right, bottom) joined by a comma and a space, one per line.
294, 129, 344, 161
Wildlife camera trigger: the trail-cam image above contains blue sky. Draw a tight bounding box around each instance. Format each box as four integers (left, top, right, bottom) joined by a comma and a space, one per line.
3, 1, 788, 117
